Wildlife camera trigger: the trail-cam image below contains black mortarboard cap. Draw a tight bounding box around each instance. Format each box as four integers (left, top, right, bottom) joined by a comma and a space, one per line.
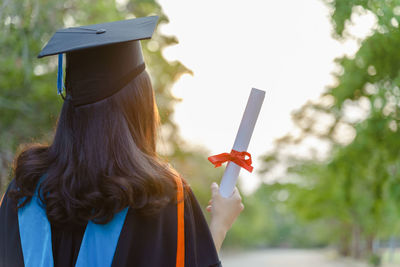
38, 16, 158, 106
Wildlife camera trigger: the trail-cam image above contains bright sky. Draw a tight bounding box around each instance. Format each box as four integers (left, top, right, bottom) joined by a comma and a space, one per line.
157, 0, 376, 193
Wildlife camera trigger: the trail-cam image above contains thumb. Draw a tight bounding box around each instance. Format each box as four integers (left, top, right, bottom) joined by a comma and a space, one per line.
211, 182, 219, 196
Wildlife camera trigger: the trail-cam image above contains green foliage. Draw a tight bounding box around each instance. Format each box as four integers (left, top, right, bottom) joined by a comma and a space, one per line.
368, 253, 382, 267
257, 0, 400, 258
224, 183, 331, 248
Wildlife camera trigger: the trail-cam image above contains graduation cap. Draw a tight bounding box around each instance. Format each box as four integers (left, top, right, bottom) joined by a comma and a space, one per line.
38, 16, 158, 106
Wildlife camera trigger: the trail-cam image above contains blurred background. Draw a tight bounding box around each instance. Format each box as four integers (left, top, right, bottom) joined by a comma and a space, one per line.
1, 0, 400, 266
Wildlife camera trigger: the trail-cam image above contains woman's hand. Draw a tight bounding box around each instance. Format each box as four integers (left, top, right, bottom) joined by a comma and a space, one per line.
207, 182, 244, 252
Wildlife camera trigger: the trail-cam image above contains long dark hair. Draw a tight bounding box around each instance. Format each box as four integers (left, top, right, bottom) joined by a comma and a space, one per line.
10, 71, 186, 225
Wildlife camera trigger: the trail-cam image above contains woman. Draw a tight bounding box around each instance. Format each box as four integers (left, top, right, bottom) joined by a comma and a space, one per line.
0, 16, 243, 267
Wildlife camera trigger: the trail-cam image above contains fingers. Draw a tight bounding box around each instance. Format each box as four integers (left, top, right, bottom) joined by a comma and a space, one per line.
211, 182, 219, 197
231, 187, 242, 201
232, 187, 244, 212
207, 197, 213, 212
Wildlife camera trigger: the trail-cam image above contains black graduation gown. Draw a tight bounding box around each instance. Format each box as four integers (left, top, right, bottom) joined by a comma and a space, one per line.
0, 180, 222, 267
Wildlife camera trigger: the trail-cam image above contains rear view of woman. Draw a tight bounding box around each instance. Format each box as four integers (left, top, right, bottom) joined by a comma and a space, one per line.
0, 16, 243, 267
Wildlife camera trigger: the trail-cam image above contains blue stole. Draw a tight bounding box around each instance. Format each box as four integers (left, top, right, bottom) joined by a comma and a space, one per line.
18, 179, 128, 267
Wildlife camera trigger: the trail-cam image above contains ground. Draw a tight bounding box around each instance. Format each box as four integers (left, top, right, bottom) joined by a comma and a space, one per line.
220, 249, 399, 267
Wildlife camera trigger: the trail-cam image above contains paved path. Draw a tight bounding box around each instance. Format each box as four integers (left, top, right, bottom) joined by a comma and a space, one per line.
220, 249, 397, 267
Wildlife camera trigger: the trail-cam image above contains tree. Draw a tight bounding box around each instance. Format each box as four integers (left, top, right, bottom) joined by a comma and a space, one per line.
259, 0, 400, 259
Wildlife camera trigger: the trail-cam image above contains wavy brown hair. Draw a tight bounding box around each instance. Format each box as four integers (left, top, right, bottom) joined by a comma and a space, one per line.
9, 71, 186, 225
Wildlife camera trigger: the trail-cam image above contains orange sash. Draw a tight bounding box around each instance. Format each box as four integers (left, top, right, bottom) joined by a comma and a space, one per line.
174, 176, 185, 267
0, 180, 185, 265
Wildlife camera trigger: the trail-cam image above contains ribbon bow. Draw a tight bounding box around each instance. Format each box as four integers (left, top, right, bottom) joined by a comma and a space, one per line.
208, 149, 253, 172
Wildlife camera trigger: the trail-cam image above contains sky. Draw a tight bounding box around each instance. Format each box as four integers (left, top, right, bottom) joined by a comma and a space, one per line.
156, 0, 376, 193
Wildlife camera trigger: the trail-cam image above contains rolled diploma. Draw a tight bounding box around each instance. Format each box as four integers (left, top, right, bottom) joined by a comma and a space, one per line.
219, 88, 265, 198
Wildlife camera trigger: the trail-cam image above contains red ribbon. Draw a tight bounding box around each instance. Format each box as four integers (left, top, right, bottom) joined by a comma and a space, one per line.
208, 149, 253, 173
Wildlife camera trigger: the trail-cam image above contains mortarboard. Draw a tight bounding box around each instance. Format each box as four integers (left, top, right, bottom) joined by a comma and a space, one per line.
38, 16, 158, 106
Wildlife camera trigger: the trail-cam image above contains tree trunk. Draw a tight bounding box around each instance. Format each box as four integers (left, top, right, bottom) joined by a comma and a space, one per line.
338, 224, 352, 256
351, 224, 362, 259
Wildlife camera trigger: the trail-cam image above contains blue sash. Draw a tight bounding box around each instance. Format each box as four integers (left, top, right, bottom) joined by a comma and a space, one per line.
18, 180, 128, 267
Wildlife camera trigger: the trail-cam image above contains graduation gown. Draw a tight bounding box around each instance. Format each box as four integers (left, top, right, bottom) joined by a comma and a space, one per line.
0, 179, 222, 267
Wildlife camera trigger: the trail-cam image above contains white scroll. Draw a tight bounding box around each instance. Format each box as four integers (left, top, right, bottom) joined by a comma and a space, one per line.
219, 88, 266, 198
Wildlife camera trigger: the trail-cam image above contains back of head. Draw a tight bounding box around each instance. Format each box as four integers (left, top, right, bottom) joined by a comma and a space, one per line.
12, 70, 180, 225
10, 18, 183, 225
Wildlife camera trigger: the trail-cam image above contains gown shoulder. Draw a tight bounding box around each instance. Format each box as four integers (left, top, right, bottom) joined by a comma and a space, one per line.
112, 185, 222, 267
0, 179, 25, 267
0, 179, 222, 267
